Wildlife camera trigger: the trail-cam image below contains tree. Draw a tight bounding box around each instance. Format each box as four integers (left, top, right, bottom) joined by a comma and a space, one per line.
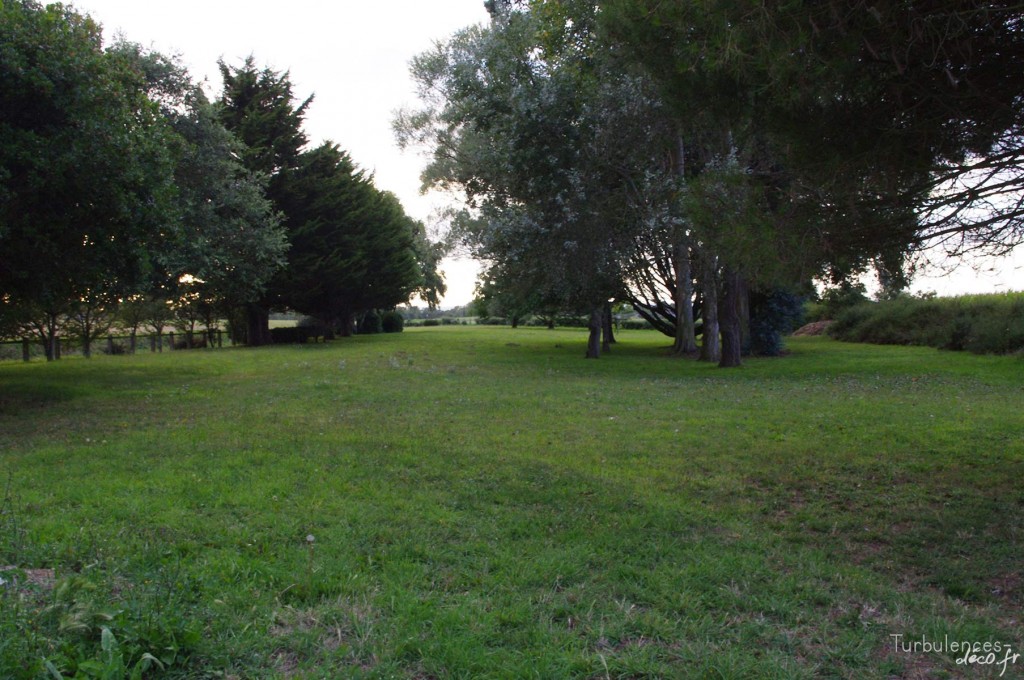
602, 0, 1024, 267
217, 56, 312, 344
411, 225, 448, 310
274, 143, 423, 334
0, 0, 175, 353
106, 44, 289, 345
400, 5, 689, 357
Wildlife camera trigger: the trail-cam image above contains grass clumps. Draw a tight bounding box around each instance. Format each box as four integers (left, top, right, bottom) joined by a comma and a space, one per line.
829, 291, 1024, 354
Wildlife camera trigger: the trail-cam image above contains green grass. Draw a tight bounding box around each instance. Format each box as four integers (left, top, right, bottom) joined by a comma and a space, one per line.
1, 327, 1022, 678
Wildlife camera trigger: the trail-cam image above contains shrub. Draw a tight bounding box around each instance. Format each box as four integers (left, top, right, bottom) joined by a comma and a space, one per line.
475, 317, 508, 326
749, 290, 805, 356
173, 335, 207, 350
803, 301, 828, 323
422, 319, 441, 327
270, 327, 306, 344
619, 319, 654, 330
102, 341, 128, 355
818, 282, 871, 320
382, 311, 405, 333
828, 292, 1024, 354
359, 311, 383, 335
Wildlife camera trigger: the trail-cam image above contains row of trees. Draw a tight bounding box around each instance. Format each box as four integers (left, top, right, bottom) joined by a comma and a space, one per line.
0, 0, 443, 358
397, 0, 1022, 366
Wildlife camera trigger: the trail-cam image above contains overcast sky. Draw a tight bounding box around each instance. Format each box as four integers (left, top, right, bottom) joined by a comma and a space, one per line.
71, 1, 1024, 303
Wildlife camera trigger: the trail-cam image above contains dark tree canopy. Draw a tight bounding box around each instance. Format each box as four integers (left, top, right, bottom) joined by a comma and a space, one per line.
0, 0, 175, 315
111, 43, 288, 313
273, 143, 423, 332
217, 56, 313, 183
602, 0, 1024, 263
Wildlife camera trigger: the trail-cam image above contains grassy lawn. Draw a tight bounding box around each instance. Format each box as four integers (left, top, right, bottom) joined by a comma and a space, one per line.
1, 327, 1022, 678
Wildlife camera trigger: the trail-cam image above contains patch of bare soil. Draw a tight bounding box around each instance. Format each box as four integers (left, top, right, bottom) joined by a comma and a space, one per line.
792, 320, 834, 336
0, 565, 56, 591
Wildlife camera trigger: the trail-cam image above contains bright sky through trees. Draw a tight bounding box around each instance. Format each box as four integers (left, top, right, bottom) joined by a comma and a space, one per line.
69, 1, 1024, 301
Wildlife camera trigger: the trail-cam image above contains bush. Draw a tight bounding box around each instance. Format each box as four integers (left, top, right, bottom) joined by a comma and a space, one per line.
475, 317, 508, 326
828, 292, 1024, 354
359, 311, 383, 335
619, 319, 654, 330
817, 282, 871, 320
382, 311, 405, 333
270, 325, 327, 344
270, 327, 306, 344
422, 319, 441, 327
749, 290, 805, 356
555, 316, 588, 328
102, 340, 128, 355
173, 335, 207, 350
803, 301, 828, 323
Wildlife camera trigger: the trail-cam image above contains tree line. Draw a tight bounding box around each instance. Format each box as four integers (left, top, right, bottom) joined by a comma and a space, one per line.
0, 0, 445, 359
396, 0, 1023, 366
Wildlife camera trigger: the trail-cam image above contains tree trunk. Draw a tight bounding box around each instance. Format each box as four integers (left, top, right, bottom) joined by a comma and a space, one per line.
738, 277, 750, 356
671, 237, 697, 355
698, 255, 720, 363
337, 312, 354, 337
246, 303, 271, 346
36, 311, 60, 361
585, 306, 602, 359
718, 266, 743, 368
602, 301, 615, 352
671, 130, 698, 355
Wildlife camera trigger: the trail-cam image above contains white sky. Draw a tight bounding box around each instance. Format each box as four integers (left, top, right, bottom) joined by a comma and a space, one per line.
73, 0, 488, 307
70, 1, 1024, 304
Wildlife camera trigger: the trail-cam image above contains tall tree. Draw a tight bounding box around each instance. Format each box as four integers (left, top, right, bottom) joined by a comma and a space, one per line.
0, 0, 175, 350
602, 0, 1024, 265
399, 4, 693, 357
217, 56, 312, 344
111, 44, 288, 323
274, 143, 423, 334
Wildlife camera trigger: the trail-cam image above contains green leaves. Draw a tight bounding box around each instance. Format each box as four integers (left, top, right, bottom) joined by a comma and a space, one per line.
275, 143, 422, 324
1, 0, 175, 313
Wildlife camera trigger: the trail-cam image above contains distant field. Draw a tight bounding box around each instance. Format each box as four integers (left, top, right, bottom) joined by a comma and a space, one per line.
1, 327, 1022, 678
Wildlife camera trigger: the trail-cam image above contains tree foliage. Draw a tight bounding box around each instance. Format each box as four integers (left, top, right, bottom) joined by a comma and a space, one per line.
112, 44, 288, 316
274, 143, 423, 332
0, 0, 175, 322
602, 0, 1024, 263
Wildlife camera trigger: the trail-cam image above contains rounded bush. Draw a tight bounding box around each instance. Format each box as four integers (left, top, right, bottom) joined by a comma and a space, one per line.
382, 311, 405, 333
359, 311, 383, 334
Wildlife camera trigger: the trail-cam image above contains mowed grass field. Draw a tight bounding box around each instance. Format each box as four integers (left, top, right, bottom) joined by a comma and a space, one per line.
1, 326, 1022, 678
